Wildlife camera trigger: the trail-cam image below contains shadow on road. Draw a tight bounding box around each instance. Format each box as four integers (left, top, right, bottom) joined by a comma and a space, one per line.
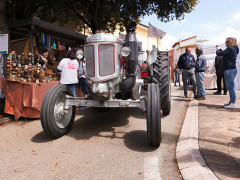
200, 148, 240, 178
123, 130, 178, 152
68, 108, 131, 139
31, 107, 177, 152
123, 130, 157, 152
31, 131, 56, 143
198, 102, 240, 112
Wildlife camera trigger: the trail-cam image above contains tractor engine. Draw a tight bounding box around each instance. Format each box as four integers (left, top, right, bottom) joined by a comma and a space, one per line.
84, 32, 123, 100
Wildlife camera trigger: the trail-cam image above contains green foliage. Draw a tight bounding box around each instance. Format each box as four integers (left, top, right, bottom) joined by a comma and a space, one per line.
5, 0, 199, 33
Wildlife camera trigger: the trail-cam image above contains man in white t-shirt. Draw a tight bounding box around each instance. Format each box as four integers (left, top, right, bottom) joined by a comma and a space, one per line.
57, 51, 79, 96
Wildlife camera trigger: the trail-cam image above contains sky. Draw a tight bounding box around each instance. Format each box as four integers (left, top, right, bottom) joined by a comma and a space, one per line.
140, 0, 240, 50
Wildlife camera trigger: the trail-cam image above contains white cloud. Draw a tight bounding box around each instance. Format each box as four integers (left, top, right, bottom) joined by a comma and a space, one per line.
172, 18, 187, 27
160, 34, 177, 51
178, 32, 195, 38
194, 22, 222, 32
226, 12, 240, 25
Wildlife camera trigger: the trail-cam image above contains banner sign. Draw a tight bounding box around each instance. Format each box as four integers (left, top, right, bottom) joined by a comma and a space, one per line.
0, 34, 8, 54
148, 23, 166, 39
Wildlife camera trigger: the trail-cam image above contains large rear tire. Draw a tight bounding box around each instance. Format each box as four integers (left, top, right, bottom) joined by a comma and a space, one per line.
153, 51, 171, 116
147, 83, 161, 146
40, 84, 76, 138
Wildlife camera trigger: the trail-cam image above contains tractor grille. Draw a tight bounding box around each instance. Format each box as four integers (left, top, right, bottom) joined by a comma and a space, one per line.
99, 44, 115, 76
85, 45, 95, 76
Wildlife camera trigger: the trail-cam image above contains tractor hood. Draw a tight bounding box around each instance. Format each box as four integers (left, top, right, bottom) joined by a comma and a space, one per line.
86, 33, 123, 45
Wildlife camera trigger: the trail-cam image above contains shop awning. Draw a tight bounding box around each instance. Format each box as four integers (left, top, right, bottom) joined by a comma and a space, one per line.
8, 18, 87, 44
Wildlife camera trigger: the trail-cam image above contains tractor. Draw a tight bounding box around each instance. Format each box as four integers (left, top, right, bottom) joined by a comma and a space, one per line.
40, 22, 171, 147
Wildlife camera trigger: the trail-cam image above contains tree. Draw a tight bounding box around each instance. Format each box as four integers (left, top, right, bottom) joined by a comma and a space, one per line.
70, 0, 199, 33
5, 0, 199, 33
5, 0, 72, 24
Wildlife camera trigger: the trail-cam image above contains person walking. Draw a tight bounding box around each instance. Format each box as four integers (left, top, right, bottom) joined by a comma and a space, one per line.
189, 47, 207, 100
173, 64, 181, 86
213, 55, 227, 95
216, 37, 239, 108
177, 47, 197, 98
57, 51, 79, 97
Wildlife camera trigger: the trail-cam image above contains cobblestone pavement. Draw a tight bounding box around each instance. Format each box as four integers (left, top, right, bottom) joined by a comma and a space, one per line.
198, 90, 240, 180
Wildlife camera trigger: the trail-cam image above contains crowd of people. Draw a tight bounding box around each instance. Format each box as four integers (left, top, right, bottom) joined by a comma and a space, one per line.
41, 48, 87, 97
43, 36, 239, 109
175, 37, 239, 109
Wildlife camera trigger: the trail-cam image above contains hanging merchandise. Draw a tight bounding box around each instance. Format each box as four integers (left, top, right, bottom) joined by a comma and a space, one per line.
53, 42, 56, 49
35, 35, 43, 49
50, 47, 55, 60
61, 44, 65, 51
58, 42, 61, 50
43, 33, 48, 48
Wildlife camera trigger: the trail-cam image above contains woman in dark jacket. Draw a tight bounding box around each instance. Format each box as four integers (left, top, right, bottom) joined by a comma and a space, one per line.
39, 48, 55, 68
216, 37, 239, 108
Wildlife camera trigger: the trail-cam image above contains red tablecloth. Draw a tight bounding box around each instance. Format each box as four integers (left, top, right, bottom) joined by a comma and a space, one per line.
0, 78, 59, 120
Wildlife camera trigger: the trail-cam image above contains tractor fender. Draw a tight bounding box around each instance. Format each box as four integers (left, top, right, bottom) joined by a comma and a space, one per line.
147, 48, 158, 65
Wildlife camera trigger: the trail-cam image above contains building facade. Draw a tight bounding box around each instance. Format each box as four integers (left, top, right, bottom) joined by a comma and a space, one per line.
172, 36, 198, 66
64, 22, 163, 52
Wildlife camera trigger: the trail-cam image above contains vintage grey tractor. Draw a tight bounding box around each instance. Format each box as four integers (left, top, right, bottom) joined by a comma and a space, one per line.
40, 22, 171, 146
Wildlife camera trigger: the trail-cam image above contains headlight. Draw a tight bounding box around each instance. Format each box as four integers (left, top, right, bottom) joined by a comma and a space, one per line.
76, 50, 84, 59
120, 47, 131, 57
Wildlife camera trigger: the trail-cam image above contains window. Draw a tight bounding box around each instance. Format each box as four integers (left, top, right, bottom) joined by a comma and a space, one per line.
138, 41, 142, 50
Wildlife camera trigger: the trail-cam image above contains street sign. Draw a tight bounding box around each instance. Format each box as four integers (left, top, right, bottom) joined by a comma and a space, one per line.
0, 34, 8, 54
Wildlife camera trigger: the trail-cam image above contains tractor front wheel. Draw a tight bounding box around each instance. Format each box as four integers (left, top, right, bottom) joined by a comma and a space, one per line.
40, 84, 76, 138
146, 83, 161, 146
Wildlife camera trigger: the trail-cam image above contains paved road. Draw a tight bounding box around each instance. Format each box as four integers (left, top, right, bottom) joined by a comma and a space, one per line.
0, 84, 189, 179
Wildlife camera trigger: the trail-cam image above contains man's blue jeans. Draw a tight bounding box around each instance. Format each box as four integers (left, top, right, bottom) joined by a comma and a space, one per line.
174, 73, 181, 85
195, 72, 206, 98
79, 77, 87, 95
66, 84, 76, 97
224, 68, 237, 103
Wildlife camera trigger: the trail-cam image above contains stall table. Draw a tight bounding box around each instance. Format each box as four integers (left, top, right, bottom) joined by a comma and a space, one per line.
0, 78, 59, 120
204, 73, 217, 89
0, 78, 83, 120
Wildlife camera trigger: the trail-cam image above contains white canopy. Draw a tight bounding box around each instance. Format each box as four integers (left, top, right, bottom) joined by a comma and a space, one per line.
197, 27, 240, 89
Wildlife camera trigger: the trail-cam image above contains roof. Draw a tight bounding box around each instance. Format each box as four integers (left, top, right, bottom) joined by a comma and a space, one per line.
172, 36, 197, 48
137, 23, 149, 31
181, 36, 197, 42
8, 18, 87, 43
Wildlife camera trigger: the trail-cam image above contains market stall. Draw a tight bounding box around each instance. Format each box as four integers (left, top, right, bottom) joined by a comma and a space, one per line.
0, 78, 59, 120
0, 78, 83, 120
0, 18, 87, 120
8, 18, 87, 58
197, 27, 240, 89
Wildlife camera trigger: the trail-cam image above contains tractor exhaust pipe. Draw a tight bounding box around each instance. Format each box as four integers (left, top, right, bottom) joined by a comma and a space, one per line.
120, 21, 139, 92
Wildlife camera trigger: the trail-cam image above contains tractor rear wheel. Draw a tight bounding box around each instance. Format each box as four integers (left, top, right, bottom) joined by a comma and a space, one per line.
147, 83, 161, 146
153, 51, 171, 116
40, 84, 76, 138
